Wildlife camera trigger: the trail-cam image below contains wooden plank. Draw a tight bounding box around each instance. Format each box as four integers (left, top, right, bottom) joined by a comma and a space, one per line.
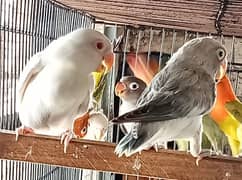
1, 130, 242, 180
56, 0, 242, 37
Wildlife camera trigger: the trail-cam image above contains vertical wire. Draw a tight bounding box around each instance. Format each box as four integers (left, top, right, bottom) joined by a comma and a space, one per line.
9, 1, 14, 130
24, 0, 30, 65
115, 28, 130, 144
1, 0, 7, 129
158, 28, 165, 71
228, 36, 235, 80
170, 29, 176, 56
106, 24, 118, 144
0, 0, 2, 129
6, 0, 11, 130
147, 27, 153, 69
184, 31, 188, 43
12, 1, 18, 129
134, 30, 142, 70
40, 0, 46, 49
20, 0, 26, 70
34, 0, 40, 53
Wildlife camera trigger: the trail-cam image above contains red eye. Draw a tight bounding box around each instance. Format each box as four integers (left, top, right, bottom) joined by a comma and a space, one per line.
96, 42, 104, 50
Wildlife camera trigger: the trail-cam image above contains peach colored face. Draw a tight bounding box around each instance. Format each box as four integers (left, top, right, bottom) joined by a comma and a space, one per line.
73, 112, 90, 138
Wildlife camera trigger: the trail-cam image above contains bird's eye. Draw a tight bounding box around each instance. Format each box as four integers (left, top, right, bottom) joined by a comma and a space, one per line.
129, 82, 139, 90
216, 48, 226, 61
81, 127, 87, 135
96, 41, 104, 50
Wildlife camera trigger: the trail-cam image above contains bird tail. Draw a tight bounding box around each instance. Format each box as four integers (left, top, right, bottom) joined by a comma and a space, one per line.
115, 132, 138, 157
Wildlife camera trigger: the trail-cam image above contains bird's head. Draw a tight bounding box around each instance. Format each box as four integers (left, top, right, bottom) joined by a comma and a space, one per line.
172, 37, 227, 82
115, 76, 146, 104
59, 29, 114, 74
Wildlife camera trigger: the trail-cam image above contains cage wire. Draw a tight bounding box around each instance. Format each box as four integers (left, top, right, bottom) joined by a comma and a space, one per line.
1, 0, 242, 180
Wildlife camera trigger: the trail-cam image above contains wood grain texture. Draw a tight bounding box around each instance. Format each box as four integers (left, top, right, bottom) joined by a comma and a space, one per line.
56, 0, 242, 37
1, 130, 242, 180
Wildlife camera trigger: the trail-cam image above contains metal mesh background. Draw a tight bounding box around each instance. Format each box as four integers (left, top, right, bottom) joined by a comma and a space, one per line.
0, 0, 95, 179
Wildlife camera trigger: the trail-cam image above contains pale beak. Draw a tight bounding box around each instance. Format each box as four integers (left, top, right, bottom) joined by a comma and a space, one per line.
115, 82, 126, 96
216, 59, 227, 81
96, 53, 114, 73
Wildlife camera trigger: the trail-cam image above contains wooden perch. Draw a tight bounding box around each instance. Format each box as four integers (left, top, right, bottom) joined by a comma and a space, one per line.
1, 130, 242, 180
56, 0, 242, 37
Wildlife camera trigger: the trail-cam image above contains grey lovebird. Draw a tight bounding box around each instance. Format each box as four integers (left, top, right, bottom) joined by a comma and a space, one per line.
112, 37, 227, 158
115, 76, 147, 134
115, 76, 167, 150
16, 29, 113, 152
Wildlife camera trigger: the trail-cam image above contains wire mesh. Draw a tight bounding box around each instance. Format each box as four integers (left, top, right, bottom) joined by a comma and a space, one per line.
0, 0, 95, 180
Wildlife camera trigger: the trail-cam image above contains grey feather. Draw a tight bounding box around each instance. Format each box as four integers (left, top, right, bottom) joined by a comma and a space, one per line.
113, 37, 227, 157
113, 66, 215, 123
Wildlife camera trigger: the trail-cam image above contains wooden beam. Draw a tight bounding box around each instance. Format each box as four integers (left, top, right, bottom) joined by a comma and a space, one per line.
56, 0, 242, 37
1, 130, 242, 179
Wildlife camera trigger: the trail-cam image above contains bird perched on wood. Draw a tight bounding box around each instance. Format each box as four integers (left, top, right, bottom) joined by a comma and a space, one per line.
115, 76, 147, 134
16, 29, 114, 152
115, 76, 167, 150
72, 109, 108, 141
209, 74, 242, 156
112, 37, 227, 158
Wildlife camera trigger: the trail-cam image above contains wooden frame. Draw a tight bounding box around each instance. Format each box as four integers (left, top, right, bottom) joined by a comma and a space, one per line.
57, 0, 242, 37
1, 130, 242, 180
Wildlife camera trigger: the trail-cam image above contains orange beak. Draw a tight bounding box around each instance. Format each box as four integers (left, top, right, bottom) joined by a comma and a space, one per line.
115, 82, 126, 96
96, 53, 114, 73
216, 60, 227, 81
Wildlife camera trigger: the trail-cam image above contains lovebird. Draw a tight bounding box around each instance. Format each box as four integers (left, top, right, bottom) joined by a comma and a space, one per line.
112, 37, 227, 158
209, 74, 242, 156
16, 29, 113, 153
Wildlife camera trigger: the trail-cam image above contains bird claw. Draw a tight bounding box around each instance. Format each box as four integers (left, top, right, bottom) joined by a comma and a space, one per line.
60, 130, 74, 153
195, 150, 217, 166
15, 126, 34, 141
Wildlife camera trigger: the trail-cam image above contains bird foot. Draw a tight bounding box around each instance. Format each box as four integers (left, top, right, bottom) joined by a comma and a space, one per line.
60, 130, 74, 153
15, 126, 34, 141
196, 150, 217, 166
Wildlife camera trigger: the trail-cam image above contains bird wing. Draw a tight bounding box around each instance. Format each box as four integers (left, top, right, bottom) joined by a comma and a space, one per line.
16, 53, 45, 110
112, 67, 214, 123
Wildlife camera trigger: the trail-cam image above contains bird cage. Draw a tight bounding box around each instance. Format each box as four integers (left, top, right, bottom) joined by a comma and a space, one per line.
1, 0, 242, 180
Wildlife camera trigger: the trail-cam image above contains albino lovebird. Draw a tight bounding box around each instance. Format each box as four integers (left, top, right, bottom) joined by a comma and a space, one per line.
16, 29, 113, 152
115, 76, 147, 134
112, 37, 227, 158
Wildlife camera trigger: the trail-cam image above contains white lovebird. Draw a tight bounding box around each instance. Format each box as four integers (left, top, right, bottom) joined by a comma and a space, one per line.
16, 29, 113, 152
